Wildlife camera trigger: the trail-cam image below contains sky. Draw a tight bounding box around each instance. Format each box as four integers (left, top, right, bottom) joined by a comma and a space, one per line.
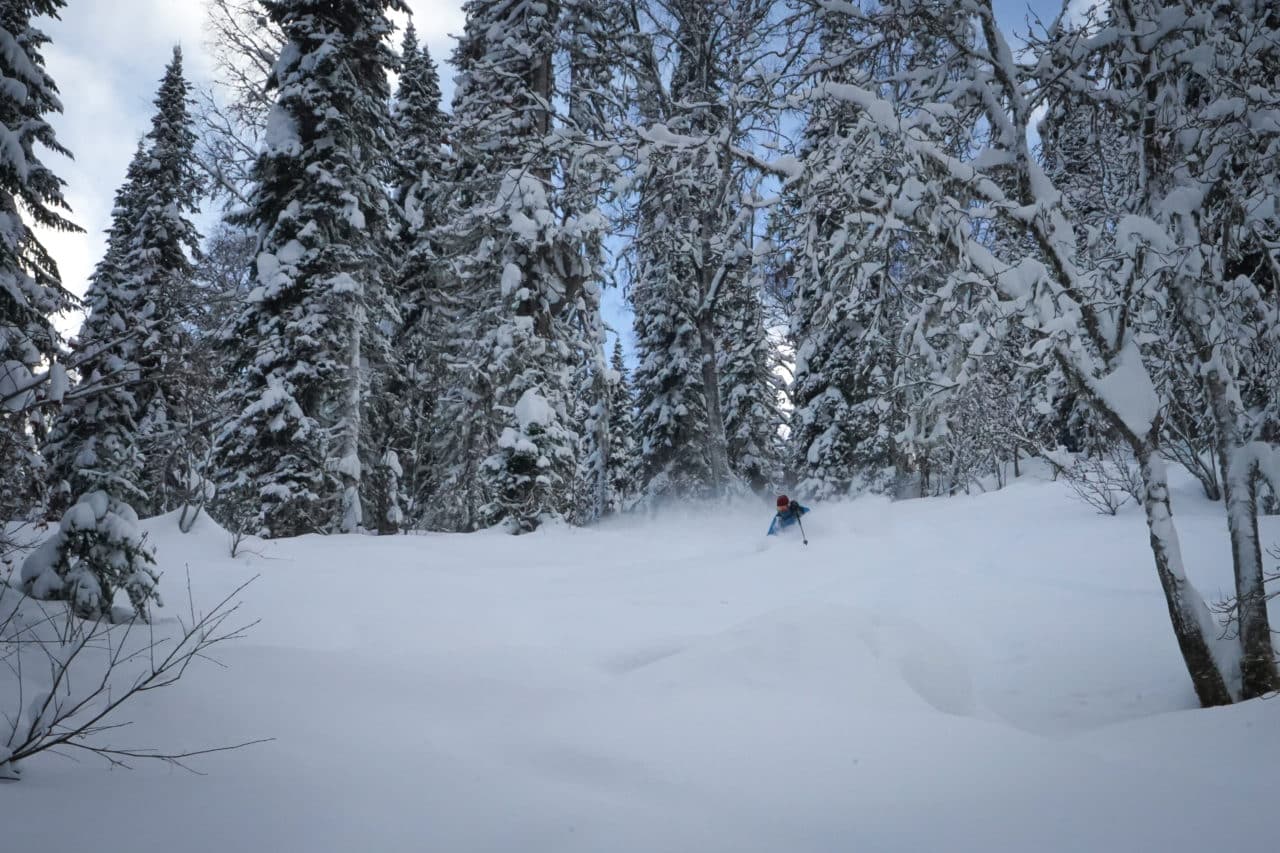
38, 0, 465, 326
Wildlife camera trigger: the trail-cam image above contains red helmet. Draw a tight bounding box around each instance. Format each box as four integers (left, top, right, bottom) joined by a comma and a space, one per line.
776, 495, 790, 509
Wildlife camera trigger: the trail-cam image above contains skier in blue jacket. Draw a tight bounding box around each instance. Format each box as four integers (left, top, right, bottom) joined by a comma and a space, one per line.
767, 494, 809, 536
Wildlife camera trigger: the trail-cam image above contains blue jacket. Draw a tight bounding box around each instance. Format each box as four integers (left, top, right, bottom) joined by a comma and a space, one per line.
767, 504, 809, 536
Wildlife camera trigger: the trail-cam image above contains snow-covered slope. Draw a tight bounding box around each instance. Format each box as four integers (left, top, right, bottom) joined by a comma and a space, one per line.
4, 468, 1277, 851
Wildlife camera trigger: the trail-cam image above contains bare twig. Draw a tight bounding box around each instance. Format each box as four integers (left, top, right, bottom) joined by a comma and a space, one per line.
1, 575, 267, 778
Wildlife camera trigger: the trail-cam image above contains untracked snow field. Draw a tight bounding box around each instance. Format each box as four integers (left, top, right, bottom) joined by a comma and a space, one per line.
3, 467, 1278, 852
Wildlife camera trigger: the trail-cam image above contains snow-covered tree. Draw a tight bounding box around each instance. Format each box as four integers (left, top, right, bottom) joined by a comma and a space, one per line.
374, 19, 451, 532
605, 338, 638, 513
0, 0, 79, 522
1090, 0, 1280, 698
21, 490, 161, 621
163, 220, 259, 526
127, 48, 205, 514
431, 0, 594, 533
629, 224, 718, 501
46, 49, 204, 518
214, 0, 404, 538
1021, 0, 1280, 698
42, 144, 149, 510
625, 0, 781, 504
628, 0, 726, 503
388, 22, 447, 235
559, 0, 621, 525
785, 11, 904, 499
718, 249, 781, 494
196, 0, 287, 206
820, 0, 1276, 705
477, 174, 582, 533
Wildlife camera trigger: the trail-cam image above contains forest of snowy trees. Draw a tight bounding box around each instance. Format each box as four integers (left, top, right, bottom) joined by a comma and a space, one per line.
1, 0, 1278, 712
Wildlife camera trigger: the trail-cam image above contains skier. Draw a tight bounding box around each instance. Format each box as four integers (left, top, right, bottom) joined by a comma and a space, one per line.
767, 495, 810, 537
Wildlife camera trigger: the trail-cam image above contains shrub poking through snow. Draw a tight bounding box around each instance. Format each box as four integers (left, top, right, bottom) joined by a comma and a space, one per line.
20, 491, 162, 621
1058, 446, 1144, 516
0, 572, 261, 781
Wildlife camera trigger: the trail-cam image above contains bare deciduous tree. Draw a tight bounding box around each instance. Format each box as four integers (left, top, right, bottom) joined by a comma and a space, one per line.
196, 0, 285, 206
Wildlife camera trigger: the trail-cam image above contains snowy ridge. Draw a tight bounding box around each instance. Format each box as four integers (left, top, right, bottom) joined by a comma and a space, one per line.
3, 468, 1277, 851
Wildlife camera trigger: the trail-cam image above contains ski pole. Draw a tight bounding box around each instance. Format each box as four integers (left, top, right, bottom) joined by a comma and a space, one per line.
795, 513, 808, 546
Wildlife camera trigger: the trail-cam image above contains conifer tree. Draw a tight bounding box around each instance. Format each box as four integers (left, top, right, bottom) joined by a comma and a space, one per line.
0, 0, 79, 521
48, 50, 205, 516
561, 0, 620, 525
625, 0, 779, 504
126, 48, 204, 514
717, 254, 782, 494
605, 339, 639, 513
630, 228, 717, 500
214, 0, 404, 538
389, 23, 447, 236
43, 144, 149, 509
432, 0, 588, 533
377, 19, 451, 531
785, 9, 905, 498
629, 1, 727, 503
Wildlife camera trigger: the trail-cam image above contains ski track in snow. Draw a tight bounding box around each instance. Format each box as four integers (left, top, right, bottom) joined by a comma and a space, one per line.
2, 466, 1277, 852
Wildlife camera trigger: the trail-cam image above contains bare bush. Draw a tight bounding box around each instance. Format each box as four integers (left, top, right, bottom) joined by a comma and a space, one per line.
1, 574, 267, 779
1060, 445, 1144, 516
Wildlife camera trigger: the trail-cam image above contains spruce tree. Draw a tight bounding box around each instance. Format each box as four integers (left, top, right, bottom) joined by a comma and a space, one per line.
768, 17, 945, 481
214, 0, 404, 538
785, 9, 903, 498
43, 144, 149, 509
561, 0, 620, 525
630, 233, 716, 500
389, 23, 447, 235
432, 0, 586, 533
126, 48, 204, 514
628, 1, 729, 503
717, 256, 782, 494
605, 339, 639, 513
37, 50, 202, 619
0, 0, 80, 521
626, 0, 779, 504
47, 49, 205, 517
376, 19, 451, 531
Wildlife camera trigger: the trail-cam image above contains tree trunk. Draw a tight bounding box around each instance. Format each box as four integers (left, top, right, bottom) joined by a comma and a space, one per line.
590, 362, 611, 520
1134, 447, 1235, 707
696, 313, 731, 495
1169, 267, 1279, 698
338, 310, 363, 534
1057, 350, 1236, 706
1203, 368, 1279, 698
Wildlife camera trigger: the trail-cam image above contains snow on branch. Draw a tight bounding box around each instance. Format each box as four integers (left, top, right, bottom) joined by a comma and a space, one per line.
1082, 341, 1161, 442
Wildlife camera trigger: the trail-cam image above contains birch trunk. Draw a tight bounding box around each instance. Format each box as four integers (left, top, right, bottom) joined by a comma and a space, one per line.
1203, 367, 1278, 698
697, 313, 731, 495
1134, 448, 1235, 706
1166, 269, 1278, 698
